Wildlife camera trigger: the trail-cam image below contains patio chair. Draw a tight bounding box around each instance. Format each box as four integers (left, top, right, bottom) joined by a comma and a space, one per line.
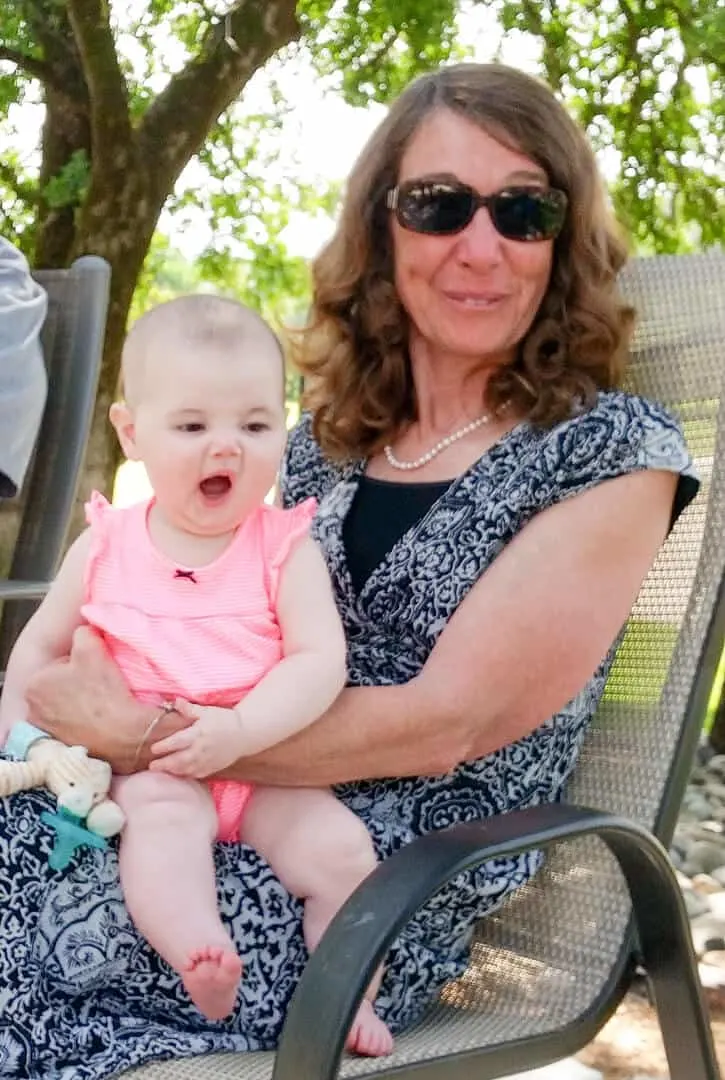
114, 251, 725, 1079
0, 255, 111, 671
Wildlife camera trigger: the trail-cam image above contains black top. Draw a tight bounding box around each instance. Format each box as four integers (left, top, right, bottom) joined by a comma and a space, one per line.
341, 464, 699, 596
343, 474, 452, 594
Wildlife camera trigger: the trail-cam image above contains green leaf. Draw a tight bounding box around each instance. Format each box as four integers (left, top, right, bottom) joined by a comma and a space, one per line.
42, 148, 90, 209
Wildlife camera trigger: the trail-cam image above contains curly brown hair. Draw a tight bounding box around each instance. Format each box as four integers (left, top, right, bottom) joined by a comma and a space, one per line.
294, 62, 634, 461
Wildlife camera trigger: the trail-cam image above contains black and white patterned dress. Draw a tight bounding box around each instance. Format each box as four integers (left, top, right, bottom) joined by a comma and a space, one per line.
0, 391, 698, 1079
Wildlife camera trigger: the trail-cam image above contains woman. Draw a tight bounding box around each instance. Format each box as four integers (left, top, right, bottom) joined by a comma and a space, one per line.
2, 63, 697, 1078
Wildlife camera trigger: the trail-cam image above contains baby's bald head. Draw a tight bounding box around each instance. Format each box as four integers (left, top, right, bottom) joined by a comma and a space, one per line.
121, 294, 284, 408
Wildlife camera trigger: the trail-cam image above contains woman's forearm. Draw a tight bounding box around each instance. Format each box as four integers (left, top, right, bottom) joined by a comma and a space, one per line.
219, 678, 463, 786
23, 627, 193, 775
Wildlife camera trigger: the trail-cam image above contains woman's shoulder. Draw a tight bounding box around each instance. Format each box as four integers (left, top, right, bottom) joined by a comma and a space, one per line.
548, 389, 695, 475
569, 388, 684, 430
506, 389, 699, 526
279, 412, 348, 508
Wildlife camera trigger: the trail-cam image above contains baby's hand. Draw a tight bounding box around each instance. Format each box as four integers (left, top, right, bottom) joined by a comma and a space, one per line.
148, 698, 244, 778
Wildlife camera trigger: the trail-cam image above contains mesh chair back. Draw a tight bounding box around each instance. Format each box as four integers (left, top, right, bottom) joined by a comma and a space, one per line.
432, 250, 725, 1048
0, 256, 110, 668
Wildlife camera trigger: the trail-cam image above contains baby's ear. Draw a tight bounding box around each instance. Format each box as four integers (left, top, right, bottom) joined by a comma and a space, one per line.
109, 401, 139, 460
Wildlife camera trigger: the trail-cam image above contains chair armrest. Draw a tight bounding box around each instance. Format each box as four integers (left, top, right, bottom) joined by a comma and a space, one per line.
0, 581, 50, 601
273, 802, 702, 1080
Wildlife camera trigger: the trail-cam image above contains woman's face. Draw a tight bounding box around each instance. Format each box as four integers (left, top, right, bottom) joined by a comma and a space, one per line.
391, 108, 555, 370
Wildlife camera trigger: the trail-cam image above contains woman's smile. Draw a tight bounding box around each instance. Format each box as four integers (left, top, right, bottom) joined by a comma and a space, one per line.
441, 289, 508, 310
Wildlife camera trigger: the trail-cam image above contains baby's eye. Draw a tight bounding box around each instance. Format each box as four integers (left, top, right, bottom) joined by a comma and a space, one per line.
244, 422, 269, 434
176, 422, 205, 433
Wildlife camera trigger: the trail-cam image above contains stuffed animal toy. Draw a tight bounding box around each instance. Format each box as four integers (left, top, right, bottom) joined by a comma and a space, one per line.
0, 722, 125, 869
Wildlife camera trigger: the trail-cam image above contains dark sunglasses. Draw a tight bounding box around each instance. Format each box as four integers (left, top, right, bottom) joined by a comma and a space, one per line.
386, 180, 568, 241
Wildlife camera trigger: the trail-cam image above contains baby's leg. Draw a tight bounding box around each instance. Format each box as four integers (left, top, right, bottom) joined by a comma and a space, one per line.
241, 786, 392, 1057
114, 771, 241, 1020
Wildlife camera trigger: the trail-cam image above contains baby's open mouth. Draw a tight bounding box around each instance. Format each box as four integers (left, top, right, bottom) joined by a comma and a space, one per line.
200, 474, 232, 497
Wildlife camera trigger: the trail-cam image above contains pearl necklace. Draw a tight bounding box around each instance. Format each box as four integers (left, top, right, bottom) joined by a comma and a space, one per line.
383, 412, 492, 471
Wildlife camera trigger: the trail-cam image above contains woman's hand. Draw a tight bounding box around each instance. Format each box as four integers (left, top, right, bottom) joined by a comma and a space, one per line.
149, 699, 244, 778
24, 626, 189, 773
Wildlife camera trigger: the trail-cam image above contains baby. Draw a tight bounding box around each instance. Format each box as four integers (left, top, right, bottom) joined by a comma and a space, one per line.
0, 295, 392, 1056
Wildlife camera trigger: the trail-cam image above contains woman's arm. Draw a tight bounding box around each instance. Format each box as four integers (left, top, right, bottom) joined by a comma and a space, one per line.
26, 468, 677, 781
24, 626, 170, 773
217, 468, 678, 785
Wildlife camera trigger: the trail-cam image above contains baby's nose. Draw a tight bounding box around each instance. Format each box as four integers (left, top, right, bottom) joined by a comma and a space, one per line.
210, 432, 242, 456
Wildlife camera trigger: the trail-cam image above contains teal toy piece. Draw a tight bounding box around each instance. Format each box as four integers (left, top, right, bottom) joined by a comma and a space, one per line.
40, 806, 108, 870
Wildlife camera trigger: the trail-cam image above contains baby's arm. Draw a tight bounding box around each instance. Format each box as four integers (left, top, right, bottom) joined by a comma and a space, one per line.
0, 530, 91, 743
150, 537, 347, 776
233, 535, 348, 750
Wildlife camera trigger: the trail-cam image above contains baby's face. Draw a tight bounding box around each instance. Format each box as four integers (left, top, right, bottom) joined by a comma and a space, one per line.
128, 334, 287, 538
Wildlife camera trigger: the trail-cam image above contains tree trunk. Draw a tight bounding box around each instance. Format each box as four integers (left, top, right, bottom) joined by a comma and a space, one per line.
35, 86, 91, 268
67, 168, 165, 535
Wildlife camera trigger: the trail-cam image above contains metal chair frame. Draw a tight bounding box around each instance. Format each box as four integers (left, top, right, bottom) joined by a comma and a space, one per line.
0, 255, 110, 667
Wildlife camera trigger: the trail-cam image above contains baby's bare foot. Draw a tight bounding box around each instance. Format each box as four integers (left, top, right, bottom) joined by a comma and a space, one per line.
345, 999, 394, 1057
181, 946, 242, 1020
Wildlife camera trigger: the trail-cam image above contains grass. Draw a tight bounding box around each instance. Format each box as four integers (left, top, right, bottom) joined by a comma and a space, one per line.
604, 617, 725, 735
705, 642, 725, 733
604, 619, 680, 704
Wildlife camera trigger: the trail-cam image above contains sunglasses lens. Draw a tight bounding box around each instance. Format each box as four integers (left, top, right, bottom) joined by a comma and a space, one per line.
491, 190, 567, 241
393, 183, 567, 240
398, 185, 475, 235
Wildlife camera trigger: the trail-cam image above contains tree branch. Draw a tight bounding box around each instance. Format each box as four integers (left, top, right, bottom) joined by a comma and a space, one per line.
138, 0, 300, 201
65, 0, 132, 166
14, 0, 92, 106
0, 45, 63, 89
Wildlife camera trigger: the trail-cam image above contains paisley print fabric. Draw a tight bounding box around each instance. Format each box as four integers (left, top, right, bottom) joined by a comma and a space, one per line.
0, 391, 698, 1078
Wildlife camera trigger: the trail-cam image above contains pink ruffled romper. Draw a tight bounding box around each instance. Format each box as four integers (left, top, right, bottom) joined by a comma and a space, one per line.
81, 492, 317, 841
